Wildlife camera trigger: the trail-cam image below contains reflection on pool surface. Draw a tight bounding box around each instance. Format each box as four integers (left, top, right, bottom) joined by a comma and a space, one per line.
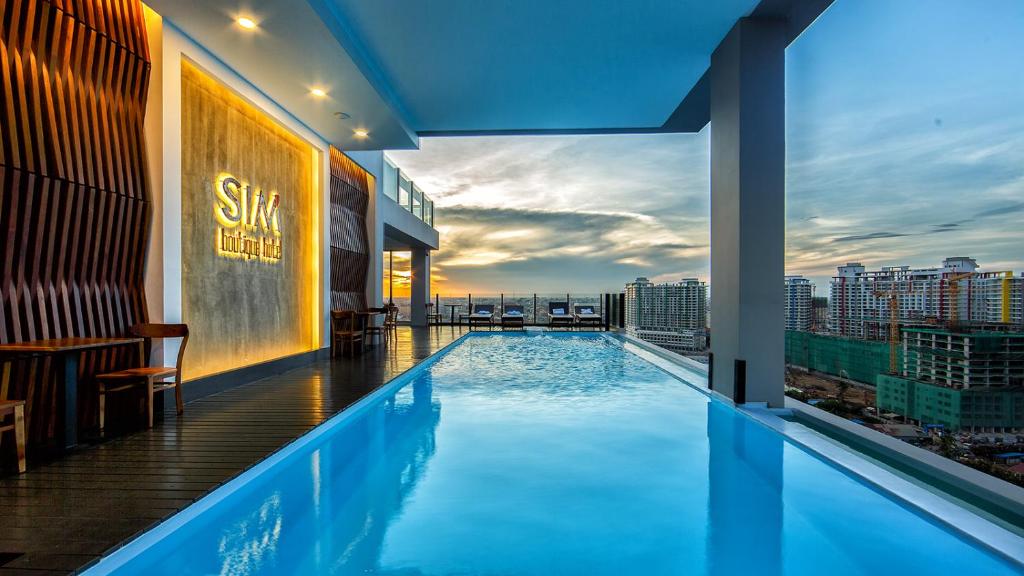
90, 333, 1023, 575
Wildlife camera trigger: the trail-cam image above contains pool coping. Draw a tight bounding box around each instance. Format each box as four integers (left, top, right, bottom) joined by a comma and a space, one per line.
612, 331, 1024, 569
82, 330, 1024, 573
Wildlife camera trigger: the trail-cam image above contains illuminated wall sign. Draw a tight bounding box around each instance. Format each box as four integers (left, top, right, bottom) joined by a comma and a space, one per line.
214, 173, 283, 263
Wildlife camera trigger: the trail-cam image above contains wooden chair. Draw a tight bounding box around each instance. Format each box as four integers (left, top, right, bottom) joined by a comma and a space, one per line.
426, 303, 443, 326
331, 310, 364, 356
364, 307, 388, 346
95, 323, 189, 434
0, 400, 26, 474
384, 304, 400, 333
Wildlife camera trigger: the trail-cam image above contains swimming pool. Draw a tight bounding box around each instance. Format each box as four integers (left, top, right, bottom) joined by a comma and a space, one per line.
85, 333, 1024, 575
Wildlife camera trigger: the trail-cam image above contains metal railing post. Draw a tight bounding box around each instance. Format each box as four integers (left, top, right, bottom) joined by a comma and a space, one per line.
598, 293, 606, 330
618, 293, 625, 328
734, 359, 747, 404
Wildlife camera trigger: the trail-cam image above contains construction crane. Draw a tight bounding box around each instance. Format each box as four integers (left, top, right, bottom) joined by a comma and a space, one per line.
873, 288, 903, 374
945, 272, 974, 327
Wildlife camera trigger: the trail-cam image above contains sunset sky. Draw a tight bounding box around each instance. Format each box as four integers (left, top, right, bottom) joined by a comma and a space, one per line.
386, 0, 1023, 297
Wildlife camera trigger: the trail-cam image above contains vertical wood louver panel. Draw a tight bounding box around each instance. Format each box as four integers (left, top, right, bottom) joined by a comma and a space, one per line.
0, 0, 150, 445
328, 147, 370, 312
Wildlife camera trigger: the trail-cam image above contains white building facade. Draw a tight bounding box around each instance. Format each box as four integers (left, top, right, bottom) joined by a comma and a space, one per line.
829, 257, 1023, 340
625, 277, 708, 352
784, 276, 814, 332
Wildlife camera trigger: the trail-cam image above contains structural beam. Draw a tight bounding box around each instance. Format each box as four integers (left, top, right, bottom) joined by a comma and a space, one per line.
410, 249, 431, 326
709, 17, 787, 407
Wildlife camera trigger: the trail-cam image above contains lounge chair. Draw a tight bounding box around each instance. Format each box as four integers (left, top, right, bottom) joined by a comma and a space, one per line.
574, 305, 602, 330
501, 304, 526, 330
548, 301, 574, 330
468, 304, 495, 330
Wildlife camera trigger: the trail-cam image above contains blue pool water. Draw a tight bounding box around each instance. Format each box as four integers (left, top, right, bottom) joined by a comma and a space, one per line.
91, 333, 1022, 575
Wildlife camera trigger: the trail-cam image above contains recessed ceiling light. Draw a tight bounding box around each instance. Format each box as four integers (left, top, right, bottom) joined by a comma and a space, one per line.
310, 88, 327, 98
353, 129, 369, 139
236, 17, 257, 30
334, 112, 351, 120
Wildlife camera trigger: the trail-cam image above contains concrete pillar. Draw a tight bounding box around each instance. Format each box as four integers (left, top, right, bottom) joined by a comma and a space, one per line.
410, 249, 430, 326
709, 17, 786, 407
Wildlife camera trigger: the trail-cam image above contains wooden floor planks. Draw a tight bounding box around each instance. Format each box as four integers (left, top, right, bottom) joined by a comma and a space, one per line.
0, 327, 465, 575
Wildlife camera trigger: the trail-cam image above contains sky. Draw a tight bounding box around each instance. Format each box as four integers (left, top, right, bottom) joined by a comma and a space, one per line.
386, 0, 1024, 297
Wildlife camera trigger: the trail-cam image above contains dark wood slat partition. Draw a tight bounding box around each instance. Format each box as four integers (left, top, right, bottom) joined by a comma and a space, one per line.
329, 147, 371, 311
0, 0, 151, 447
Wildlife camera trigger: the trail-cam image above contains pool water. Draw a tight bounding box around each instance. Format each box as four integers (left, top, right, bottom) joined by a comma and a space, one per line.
90, 333, 1023, 575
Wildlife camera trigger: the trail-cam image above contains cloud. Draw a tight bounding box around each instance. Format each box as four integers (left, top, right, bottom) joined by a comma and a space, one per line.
409, 204, 709, 292
387, 132, 712, 292
974, 202, 1024, 219
831, 232, 909, 243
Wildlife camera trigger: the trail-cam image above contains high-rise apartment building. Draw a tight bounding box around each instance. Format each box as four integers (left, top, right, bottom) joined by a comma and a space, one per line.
625, 277, 708, 352
785, 276, 814, 332
829, 257, 1023, 340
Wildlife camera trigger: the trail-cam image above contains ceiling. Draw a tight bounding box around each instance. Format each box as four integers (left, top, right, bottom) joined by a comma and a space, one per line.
145, 0, 419, 150
147, 0, 829, 150
312, 0, 761, 135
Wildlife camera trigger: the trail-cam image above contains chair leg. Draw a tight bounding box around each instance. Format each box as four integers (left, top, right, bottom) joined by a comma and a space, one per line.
98, 389, 106, 437
146, 380, 155, 429
175, 381, 184, 416
14, 404, 25, 474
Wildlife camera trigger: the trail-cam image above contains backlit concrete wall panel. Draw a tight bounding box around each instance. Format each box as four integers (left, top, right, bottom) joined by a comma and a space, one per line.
179, 61, 317, 379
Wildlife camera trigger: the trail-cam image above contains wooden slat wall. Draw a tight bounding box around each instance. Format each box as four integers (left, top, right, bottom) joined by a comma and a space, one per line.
329, 147, 370, 311
0, 0, 151, 445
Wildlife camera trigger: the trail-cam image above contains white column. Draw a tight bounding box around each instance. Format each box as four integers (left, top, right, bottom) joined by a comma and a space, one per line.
367, 189, 385, 309
410, 249, 430, 326
709, 17, 786, 407
142, 7, 165, 364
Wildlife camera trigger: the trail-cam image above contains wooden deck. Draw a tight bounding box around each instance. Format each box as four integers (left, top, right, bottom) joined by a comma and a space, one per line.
0, 327, 466, 575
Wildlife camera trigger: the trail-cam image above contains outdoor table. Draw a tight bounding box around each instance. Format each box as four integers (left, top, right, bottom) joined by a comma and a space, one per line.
445, 304, 461, 326
0, 337, 144, 450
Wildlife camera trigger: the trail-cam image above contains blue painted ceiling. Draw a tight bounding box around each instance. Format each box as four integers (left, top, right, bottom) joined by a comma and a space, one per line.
312, 0, 760, 134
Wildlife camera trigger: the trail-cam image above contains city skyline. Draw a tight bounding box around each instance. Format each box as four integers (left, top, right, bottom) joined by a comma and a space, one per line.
386, 0, 1023, 296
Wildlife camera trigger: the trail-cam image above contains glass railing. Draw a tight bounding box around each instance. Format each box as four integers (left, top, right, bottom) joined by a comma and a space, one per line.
384, 155, 435, 229
386, 293, 624, 328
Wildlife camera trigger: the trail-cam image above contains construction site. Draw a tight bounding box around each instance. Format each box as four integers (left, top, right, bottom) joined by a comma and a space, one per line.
783, 257, 1024, 486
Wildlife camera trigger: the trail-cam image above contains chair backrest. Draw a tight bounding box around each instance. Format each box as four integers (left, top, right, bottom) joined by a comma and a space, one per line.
575, 305, 596, 315
549, 302, 569, 315
504, 304, 524, 315
129, 323, 189, 384
473, 304, 494, 314
331, 309, 358, 332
